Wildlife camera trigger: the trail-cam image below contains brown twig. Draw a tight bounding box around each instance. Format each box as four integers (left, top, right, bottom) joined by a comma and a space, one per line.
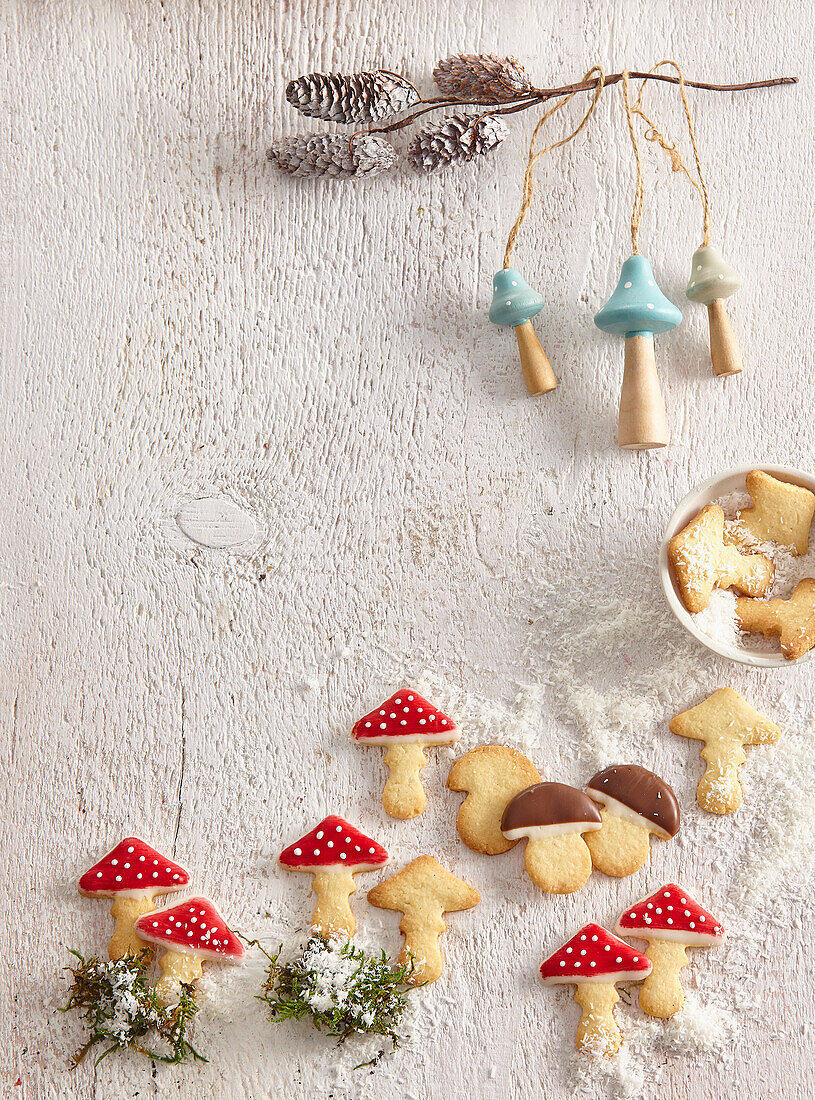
360, 70, 796, 140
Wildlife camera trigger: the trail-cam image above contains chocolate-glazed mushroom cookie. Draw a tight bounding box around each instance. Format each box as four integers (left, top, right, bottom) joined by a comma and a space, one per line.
501, 782, 601, 894
585, 765, 680, 877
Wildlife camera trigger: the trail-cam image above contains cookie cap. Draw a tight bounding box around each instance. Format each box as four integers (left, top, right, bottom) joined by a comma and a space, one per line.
501, 782, 601, 841
279, 815, 389, 873
540, 923, 652, 985
615, 883, 725, 946
586, 765, 680, 839
367, 855, 480, 916
134, 896, 245, 962
352, 690, 459, 745
78, 837, 190, 899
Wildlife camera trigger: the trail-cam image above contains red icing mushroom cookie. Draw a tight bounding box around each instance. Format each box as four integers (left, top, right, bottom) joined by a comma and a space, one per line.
279, 815, 389, 939
615, 883, 725, 1018
135, 896, 244, 1004
78, 837, 190, 960
540, 923, 652, 1056
352, 690, 460, 819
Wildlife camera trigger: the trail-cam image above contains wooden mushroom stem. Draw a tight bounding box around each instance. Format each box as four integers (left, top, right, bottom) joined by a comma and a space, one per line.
155, 949, 203, 1005
524, 833, 593, 894
707, 299, 742, 377
311, 869, 357, 940
573, 983, 622, 1056
584, 810, 650, 877
618, 335, 668, 450
514, 321, 557, 396
639, 940, 689, 1018
109, 895, 156, 960
383, 742, 428, 819
698, 736, 746, 813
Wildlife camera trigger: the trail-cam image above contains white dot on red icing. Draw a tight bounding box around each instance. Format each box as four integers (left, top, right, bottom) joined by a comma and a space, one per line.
368, 847, 375, 854
407, 695, 414, 701
395, 698, 401, 704
115, 875, 122, 882
680, 897, 687, 903
580, 949, 586, 956
139, 856, 145, 862
590, 961, 596, 967
684, 910, 690, 916
580, 935, 586, 941
355, 845, 360, 851
566, 947, 573, 954
664, 891, 670, 897
152, 921, 159, 927
389, 713, 396, 718
403, 707, 409, 713
153, 860, 158, 865
327, 841, 334, 848
364, 722, 371, 728
633, 956, 639, 962
380, 723, 387, 729
127, 846, 134, 853
560, 961, 565, 967
293, 848, 301, 856
313, 849, 320, 856
616, 956, 622, 963
574, 961, 581, 967
591, 935, 598, 942
344, 837, 350, 843
655, 907, 662, 914
173, 874, 179, 880
419, 719, 426, 725
165, 929, 171, 934
190, 917, 197, 923
124, 863, 130, 869
340, 852, 346, 859
316, 831, 324, 839
400, 720, 407, 725
335, 825, 342, 832
689, 921, 695, 928
441, 719, 447, 725
417, 708, 423, 713
137, 874, 142, 880
379, 710, 385, 716
667, 918, 673, 924
604, 945, 610, 951
187, 931, 193, 937
96, 872, 103, 878
429, 714, 435, 721
700, 916, 706, 922
646, 903, 653, 909
153, 872, 158, 878
111, 859, 118, 866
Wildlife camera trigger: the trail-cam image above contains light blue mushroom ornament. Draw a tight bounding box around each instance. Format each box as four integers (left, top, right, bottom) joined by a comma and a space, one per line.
594, 255, 681, 450
489, 268, 557, 395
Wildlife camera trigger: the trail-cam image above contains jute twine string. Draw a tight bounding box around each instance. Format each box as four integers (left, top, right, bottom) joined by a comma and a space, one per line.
621, 70, 646, 254
503, 66, 605, 269
631, 60, 712, 245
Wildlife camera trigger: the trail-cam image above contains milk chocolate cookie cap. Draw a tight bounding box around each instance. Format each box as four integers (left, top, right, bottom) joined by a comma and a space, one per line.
586, 764, 680, 840
501, 781, 601, 840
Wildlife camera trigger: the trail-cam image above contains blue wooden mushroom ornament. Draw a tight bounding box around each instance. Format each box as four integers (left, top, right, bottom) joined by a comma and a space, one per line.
595, 255, 681, 450
490, 268, 557, 395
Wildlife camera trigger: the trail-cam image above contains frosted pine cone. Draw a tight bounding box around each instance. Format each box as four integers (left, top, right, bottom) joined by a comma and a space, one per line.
432, 54, 533, 103
408, 113, 508, 172
267, 134, 397, 179
286, 70, 420, 124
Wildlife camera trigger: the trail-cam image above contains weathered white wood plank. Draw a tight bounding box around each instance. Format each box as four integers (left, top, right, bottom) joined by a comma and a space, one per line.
2, 1, 814, 1098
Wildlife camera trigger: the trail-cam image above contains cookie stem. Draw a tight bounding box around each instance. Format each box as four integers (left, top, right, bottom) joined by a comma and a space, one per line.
639, 940, 688, 1018
155, 948, 203, 1004
383, 742, 428, 818
311, 869, 357, 939
573, 982, 621, 1055
109, 894, 156, 961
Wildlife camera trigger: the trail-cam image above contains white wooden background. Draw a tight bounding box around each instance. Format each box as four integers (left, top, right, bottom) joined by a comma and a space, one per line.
3, 1, 814, 1097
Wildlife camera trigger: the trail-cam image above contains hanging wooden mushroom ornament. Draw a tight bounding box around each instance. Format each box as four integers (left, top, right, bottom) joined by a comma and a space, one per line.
489, 269, 556, 395
595, 255, 681, 449
686, 245, 743, 376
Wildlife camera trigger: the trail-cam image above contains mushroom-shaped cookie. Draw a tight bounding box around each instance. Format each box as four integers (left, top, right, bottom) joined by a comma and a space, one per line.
78, 837, 190, 960
489, 268, 557, 396
667, 504, 774, 614
540, 923, 652, 1055
447, 745, 541, 855
733, 470, 815, 556
353, 690, 460, 819
584, 765, 680, 877
500, 782, 601, 894
367, 855, 479, 985
686, 245, 743, 377
134, 896, 245, 1004
616, 883, 724, 1018
279, 815, 389, 940
736, 578, 815, 661
594, 255, 681, 450
670, 687, 781, 813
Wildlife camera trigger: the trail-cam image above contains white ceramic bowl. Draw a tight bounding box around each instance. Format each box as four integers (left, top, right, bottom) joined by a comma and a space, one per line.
659, 464, 815, 668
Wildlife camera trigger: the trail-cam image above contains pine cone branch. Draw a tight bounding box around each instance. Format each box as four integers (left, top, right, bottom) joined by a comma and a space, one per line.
408, 113, 508, 172
286, 70, 420, 124
433, 54, 534, 103
267, 134, 397, 179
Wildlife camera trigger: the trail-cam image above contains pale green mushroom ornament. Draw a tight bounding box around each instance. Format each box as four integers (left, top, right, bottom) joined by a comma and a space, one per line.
595, 254, 682, 450
686, 245, 743, 377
